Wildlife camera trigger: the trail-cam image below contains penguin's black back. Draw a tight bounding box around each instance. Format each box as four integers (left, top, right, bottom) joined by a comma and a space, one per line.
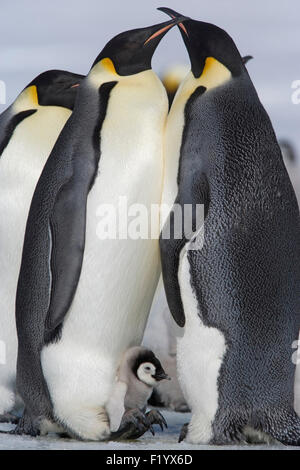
175, 71, 300, 443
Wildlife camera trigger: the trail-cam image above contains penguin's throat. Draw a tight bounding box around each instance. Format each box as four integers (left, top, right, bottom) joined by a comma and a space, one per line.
14, 85, 39, 112
172, 57, 231, 107
197, 57, 231, 89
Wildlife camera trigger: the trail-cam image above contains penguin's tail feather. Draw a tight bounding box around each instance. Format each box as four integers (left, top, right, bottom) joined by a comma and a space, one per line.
253, 409, 300, 446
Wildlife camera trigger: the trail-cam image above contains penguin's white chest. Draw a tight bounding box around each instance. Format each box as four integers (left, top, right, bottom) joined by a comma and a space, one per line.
176, 246, 226, 444
41, 74, 168, 413
70, 82, 165, 350
0, 106, 70, 387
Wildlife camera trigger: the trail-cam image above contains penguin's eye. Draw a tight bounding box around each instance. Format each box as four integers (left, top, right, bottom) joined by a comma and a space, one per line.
145, 366, 151, 372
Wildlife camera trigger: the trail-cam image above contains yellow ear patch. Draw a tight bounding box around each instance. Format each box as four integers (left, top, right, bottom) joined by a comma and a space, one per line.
26, 85, 39, 105
100, 58, 117, 74
203, 57, 220, 73
200, 57, 231, 86
170, 57, 231, 112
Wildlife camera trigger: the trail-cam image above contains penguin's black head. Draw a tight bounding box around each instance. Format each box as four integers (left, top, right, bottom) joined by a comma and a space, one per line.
91, 17, 188, 76
158, 7, 244, 78
25, 70, 83, 110
133, 350, 169, 386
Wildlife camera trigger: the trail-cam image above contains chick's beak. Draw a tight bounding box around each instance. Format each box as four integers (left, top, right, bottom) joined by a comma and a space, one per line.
154, 371, 171, 381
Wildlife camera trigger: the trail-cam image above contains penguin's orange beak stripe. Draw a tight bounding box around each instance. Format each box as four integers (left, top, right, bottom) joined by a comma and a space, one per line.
169, 13, 189, 37
71, 83, 80, 88
144, 23, 174, 45
179, 23, 188, 37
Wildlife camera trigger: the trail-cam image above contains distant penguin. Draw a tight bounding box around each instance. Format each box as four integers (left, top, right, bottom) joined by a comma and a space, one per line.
162, 64, 190, 107
14, 16, 186, 441
279, 139, 300, 205
159, 8, 300, 445
0, 70, 82, 424
107, 346, 168, 439
279, 139, 297, 165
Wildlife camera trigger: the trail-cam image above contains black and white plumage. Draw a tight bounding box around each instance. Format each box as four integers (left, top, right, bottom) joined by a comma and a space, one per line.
159, 7, 300, 446
0, 70, 82, 425
13, 17, 186, 441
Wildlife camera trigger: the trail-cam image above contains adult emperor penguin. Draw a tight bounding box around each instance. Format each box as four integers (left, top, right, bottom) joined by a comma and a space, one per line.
14, 16, 186, 441
159, 8, 300, 445
0, 70, 82, 424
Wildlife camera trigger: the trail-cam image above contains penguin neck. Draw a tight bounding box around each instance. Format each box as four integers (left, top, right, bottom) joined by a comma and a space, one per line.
161, 58, 231, 212
87, 58, 158, 90
13, 86, 39, 113
173, 58, 231, 108
88, 58, 119, 87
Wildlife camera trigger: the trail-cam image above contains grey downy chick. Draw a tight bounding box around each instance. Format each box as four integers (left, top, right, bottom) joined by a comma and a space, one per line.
107, 346, 169, 440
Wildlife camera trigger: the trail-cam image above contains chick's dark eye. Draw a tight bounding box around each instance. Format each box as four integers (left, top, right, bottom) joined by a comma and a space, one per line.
145, 366, 151, 371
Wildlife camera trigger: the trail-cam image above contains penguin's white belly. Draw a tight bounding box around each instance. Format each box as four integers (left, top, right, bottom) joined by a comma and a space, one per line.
0, 107, 70, 414
41, 79, 166, 431
177, 247, 226, 444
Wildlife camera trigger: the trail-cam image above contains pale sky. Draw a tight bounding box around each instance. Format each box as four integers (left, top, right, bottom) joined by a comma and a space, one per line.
1, 0, 299, 150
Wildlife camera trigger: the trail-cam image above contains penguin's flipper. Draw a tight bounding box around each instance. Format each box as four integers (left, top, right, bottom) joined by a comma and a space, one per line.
160, 218, 186, 327
160, 173, 210, 328
0, 108, 37, 157
44, 178, 87, 336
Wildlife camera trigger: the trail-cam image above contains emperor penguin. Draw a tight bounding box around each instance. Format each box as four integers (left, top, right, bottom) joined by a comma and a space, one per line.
14, 16, 186, 441
158, 8, 300, 446
107, 346, 168, 439
0, 70, 82, 424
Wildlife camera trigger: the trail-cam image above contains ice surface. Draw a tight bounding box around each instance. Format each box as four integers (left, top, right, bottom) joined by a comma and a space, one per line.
0, 411, 299, 450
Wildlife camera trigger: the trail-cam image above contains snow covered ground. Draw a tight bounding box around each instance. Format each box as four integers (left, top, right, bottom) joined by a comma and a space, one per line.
0, 411, 299, 450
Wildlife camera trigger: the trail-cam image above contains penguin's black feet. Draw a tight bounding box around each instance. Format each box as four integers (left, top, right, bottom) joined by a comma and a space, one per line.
10, 410, 40, 437
0, 412, 19, 424
110, 408, 154, 440
178, 422, 189, 442
146, 409, 167, 431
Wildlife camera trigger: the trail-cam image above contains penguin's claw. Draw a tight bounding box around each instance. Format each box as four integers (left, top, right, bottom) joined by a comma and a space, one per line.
149, 424, 155, 436
178, 422, 189, 443
110, 408, 153, 440
146, 409, 168, 431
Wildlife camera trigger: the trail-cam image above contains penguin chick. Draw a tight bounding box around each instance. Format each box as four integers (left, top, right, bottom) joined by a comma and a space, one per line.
107, 347, 169, 439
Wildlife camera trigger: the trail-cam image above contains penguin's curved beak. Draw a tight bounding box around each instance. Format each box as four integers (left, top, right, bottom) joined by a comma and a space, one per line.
157, 7, 190, 37
143, 16, 189, 47
91, 15, 189, 76
158, 8, 204, 78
